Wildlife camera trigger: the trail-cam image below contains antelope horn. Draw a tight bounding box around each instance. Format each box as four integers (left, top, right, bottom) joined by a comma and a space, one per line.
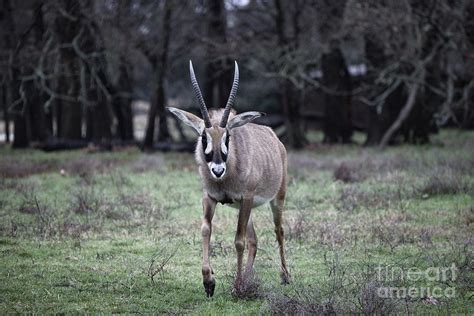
220, 61, 239, 128
189, 60, 212, 128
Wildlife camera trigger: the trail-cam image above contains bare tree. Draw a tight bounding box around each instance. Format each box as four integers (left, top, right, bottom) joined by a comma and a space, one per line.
203, 0, 232, 109
142, 0, 173, 149
1, 0, 472, 150
321, 40, 353, 143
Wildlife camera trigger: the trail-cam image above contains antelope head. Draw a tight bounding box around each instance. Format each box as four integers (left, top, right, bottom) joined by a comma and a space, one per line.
168, 61, 263, 180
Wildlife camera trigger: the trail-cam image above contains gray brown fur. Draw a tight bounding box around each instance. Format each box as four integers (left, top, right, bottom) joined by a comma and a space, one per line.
196, 109, 287, 209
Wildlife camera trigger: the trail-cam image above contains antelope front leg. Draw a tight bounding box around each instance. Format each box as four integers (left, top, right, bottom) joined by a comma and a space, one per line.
202, 194, 217, 297
235, 197, 253, 282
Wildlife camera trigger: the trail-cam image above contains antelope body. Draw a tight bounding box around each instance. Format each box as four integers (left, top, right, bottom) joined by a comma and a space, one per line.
168, 61, 290, 297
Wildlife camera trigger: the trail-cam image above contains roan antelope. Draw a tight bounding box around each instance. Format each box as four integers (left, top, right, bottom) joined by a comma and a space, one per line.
167, 61, 290, 297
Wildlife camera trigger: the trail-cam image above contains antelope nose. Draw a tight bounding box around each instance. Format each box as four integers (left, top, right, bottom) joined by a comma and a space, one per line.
212, 166, 225, 178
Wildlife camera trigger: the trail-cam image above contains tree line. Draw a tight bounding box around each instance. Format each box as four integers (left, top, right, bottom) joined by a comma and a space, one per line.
0, 0, 473, 150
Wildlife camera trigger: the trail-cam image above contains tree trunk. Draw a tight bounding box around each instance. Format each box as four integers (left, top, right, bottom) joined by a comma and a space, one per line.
1, 0, 28, 147
13, 112, 29, 147
321, 44, 353, 143
113, 0, 134, 141
1, 85, 10, 142
83, 61, 112, 143
12, 79, 29, 148
281, 80, 306, 148
27, 2, 48, 143
25, 80, 48, 142
204, 0, 231, 109
143, 0, 172, 149
58, 60, 82, 140
379, 72, 423, 149
363, 35, 398, 146
364, 106, 383, 146
85, 92, 112, 143
55, 0, 82, 140
274, 0, 306, 149
114, 62, 134, 140
79, 2, 113, 144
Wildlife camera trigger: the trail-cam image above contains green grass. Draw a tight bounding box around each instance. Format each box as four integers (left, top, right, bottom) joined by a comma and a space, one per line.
0, 130, 473, 314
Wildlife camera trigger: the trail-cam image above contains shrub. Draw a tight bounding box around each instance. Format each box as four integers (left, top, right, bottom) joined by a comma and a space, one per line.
334, 162, 362, 183
230, 274, 263, 300
420, 169, 470, 196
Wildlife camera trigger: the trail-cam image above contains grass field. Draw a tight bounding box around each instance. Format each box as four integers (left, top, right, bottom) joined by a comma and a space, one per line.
0, 130, 473, 314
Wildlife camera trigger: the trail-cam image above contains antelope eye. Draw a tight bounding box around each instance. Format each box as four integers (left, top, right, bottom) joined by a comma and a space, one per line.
225, 133, 230, 147
201, 133, 207, 147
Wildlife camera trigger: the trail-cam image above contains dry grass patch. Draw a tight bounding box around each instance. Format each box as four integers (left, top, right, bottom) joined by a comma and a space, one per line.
420, 168, 472, 196
0, 154, 122, 179
333, 162, 365, 183
229, 274, 264, 301
0, 158, 56, 178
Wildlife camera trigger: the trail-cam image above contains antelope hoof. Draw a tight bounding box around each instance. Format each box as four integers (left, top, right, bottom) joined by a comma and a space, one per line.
203, 277, 216, 297
280, 272, 291, 285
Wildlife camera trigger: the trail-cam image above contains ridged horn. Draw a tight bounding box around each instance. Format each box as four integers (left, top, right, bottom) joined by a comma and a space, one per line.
220, 61, 239, 128
189, 60, 212, 128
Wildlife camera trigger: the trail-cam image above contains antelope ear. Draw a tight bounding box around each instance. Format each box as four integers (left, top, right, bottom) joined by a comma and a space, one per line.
167, 107, 204, 135
227, 111, 265, 130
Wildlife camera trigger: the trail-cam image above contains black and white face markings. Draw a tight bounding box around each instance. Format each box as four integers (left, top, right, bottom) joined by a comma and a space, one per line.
202, 131, 213, 162
221, 131, 230, 161
201, 130, 230, 179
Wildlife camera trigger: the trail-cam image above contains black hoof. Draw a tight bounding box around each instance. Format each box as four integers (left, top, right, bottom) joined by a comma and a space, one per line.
281, 273, 291, 285
203, 278, 216, 297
